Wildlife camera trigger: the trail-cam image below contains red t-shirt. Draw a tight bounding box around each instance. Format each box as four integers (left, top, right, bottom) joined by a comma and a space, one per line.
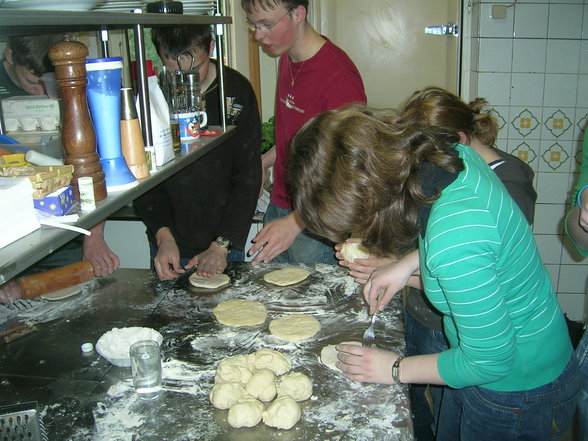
271, 38, 366, 210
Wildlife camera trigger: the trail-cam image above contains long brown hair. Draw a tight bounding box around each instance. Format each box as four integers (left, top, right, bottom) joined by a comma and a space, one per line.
402, 86, 498, 146
287, 103, 462, 256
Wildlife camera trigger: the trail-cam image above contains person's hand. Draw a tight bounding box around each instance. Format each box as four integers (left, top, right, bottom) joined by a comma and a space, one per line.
335, 343, 401, 384
185, 242, 228, 277
248, 212, 304, 264
0, 280, 21, 303
363, 250, 420, 314
83, 223, 120, 277
153, 228, 184, 280
336, 240, 397, 284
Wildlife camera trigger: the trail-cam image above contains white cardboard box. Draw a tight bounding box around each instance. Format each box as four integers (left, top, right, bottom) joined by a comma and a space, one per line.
0, 177, 41, 249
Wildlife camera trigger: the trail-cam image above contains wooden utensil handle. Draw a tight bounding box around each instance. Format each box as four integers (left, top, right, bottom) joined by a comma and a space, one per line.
17, 260, 95, 300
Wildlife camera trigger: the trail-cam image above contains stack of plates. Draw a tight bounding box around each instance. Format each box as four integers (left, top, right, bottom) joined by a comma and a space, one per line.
0, 0, 100, 10
92, 0, 216, 15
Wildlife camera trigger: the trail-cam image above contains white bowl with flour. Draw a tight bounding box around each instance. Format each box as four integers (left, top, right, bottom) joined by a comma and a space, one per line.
96, 327, 163, 367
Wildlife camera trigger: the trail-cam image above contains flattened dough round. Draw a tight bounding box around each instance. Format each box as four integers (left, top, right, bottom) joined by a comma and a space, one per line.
189, 273, 230, 289
340, 242, 369, 262
40, 284, 82, 301
263, 267, 310, 286
269, 314, 320, 342
320, 341, 362, 371
213, 299, 267, 327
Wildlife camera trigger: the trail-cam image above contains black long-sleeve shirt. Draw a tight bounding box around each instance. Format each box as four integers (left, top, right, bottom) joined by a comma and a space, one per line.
134, 61, 262, 258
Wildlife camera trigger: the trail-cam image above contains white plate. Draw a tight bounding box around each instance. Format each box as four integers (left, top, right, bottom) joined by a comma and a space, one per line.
0, 0, 100, 10
96, 326, 163, 368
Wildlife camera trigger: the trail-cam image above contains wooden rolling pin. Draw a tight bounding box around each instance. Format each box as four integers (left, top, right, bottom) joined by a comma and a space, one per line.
16, 260, 95, 300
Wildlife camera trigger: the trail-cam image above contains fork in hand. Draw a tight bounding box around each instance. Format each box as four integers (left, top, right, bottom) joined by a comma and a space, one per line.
362, 313, 378, 347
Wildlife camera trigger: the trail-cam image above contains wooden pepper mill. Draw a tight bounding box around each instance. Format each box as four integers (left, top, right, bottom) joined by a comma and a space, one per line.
49, 38, 107, 201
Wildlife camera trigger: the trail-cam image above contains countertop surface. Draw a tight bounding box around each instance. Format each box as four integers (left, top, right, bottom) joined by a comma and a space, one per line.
0, 264, 413, 441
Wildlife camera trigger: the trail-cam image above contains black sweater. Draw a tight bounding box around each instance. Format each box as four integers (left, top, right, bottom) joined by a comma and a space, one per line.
134, 61, 262, 257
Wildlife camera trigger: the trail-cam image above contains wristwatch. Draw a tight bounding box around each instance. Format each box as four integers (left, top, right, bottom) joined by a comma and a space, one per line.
214, 236, 231, 249
391, 356, 404, 384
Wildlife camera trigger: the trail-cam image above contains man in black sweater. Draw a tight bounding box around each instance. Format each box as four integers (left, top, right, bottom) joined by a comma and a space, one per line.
134, 25, 262, 280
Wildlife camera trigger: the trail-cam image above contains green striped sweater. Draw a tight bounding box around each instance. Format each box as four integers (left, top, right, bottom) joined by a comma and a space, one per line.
420, 144, 571, 391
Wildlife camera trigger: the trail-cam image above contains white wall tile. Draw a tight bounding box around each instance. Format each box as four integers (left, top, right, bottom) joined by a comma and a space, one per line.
584, 4, 588, 40
533, 202, 566, 235
562, 234, 588, 265
558, 264, 588, 294
538, 140, 573, 173
548, 4, 583, 39
544, 264, 560, 291
536, 171, 573, 203
577, 76, 588, 111
478, 38, 512, 72
544, 74, 578, 108
557, 292, 587, 323
546, 40, 580, 75
479, 3, 515, 38
540, 108, 576, 142
511, 73, 544, 107
507, 139, 540, 175
535, 233, 564, 264
514, 4, 549, 38
104, 220, 150, 269
477, 72, 512, 106
580, 42, 588, 75
512, 39, 546, 73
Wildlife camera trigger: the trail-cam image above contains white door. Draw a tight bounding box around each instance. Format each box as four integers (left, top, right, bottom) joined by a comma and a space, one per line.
311, 0, 461, 109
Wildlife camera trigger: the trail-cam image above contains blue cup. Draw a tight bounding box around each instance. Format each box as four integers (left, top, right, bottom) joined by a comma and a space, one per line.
86, 57, 137, 192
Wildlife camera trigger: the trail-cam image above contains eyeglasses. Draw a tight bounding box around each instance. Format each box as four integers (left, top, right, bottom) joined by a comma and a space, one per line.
246, 9, 291, 33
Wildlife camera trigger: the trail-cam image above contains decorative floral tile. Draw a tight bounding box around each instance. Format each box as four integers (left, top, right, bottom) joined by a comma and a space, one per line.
540, 142, 570, 171
511, 108, 541, 137
576, 112, 588, 135
543, 109, 572, 138
489, 107, 508, 131
510, 141, 538, 166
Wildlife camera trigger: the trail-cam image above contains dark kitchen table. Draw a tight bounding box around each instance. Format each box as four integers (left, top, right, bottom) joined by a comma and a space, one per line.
0, 264, 414, 440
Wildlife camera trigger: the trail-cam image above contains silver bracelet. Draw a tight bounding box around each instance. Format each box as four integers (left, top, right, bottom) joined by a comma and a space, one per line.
391, 356, 404, 384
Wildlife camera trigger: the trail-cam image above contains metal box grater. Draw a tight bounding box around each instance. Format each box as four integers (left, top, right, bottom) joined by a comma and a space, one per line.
0, 401, 47, 441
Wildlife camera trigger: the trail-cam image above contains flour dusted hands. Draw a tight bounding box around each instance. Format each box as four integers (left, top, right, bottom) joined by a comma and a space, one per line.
335, 343, 401, 384
363, 249, 420, 314
335, 238, 396, 285
153, 227, 184, 280
83, 222, 120, 277
186, 241, 228, 277
249, 212, 304, 264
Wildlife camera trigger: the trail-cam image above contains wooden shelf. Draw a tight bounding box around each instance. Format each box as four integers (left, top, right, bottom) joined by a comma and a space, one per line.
0, 127, 235, 284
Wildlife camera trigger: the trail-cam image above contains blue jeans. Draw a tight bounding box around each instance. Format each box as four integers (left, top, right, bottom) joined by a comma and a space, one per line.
263, 203, 337, 264
405, 310, 449, 440
436, 355, 582, 441
576, 327, 588, 441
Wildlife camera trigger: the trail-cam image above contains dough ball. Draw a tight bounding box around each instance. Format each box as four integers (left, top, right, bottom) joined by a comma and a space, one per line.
213, 299, 267, 327
269, 314, 320, 342
209, 382, 249, 409
277, 372, 313, 401
245, 368, 277, 402
189, 272, 230, 289
262, 396, 301, 430
227, 397, 265, 428
340, 242, 369, 262
320, 341, 362, 371
215, 355, 252, 384
247, 348, 291, 375
263, 267, 310, 286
